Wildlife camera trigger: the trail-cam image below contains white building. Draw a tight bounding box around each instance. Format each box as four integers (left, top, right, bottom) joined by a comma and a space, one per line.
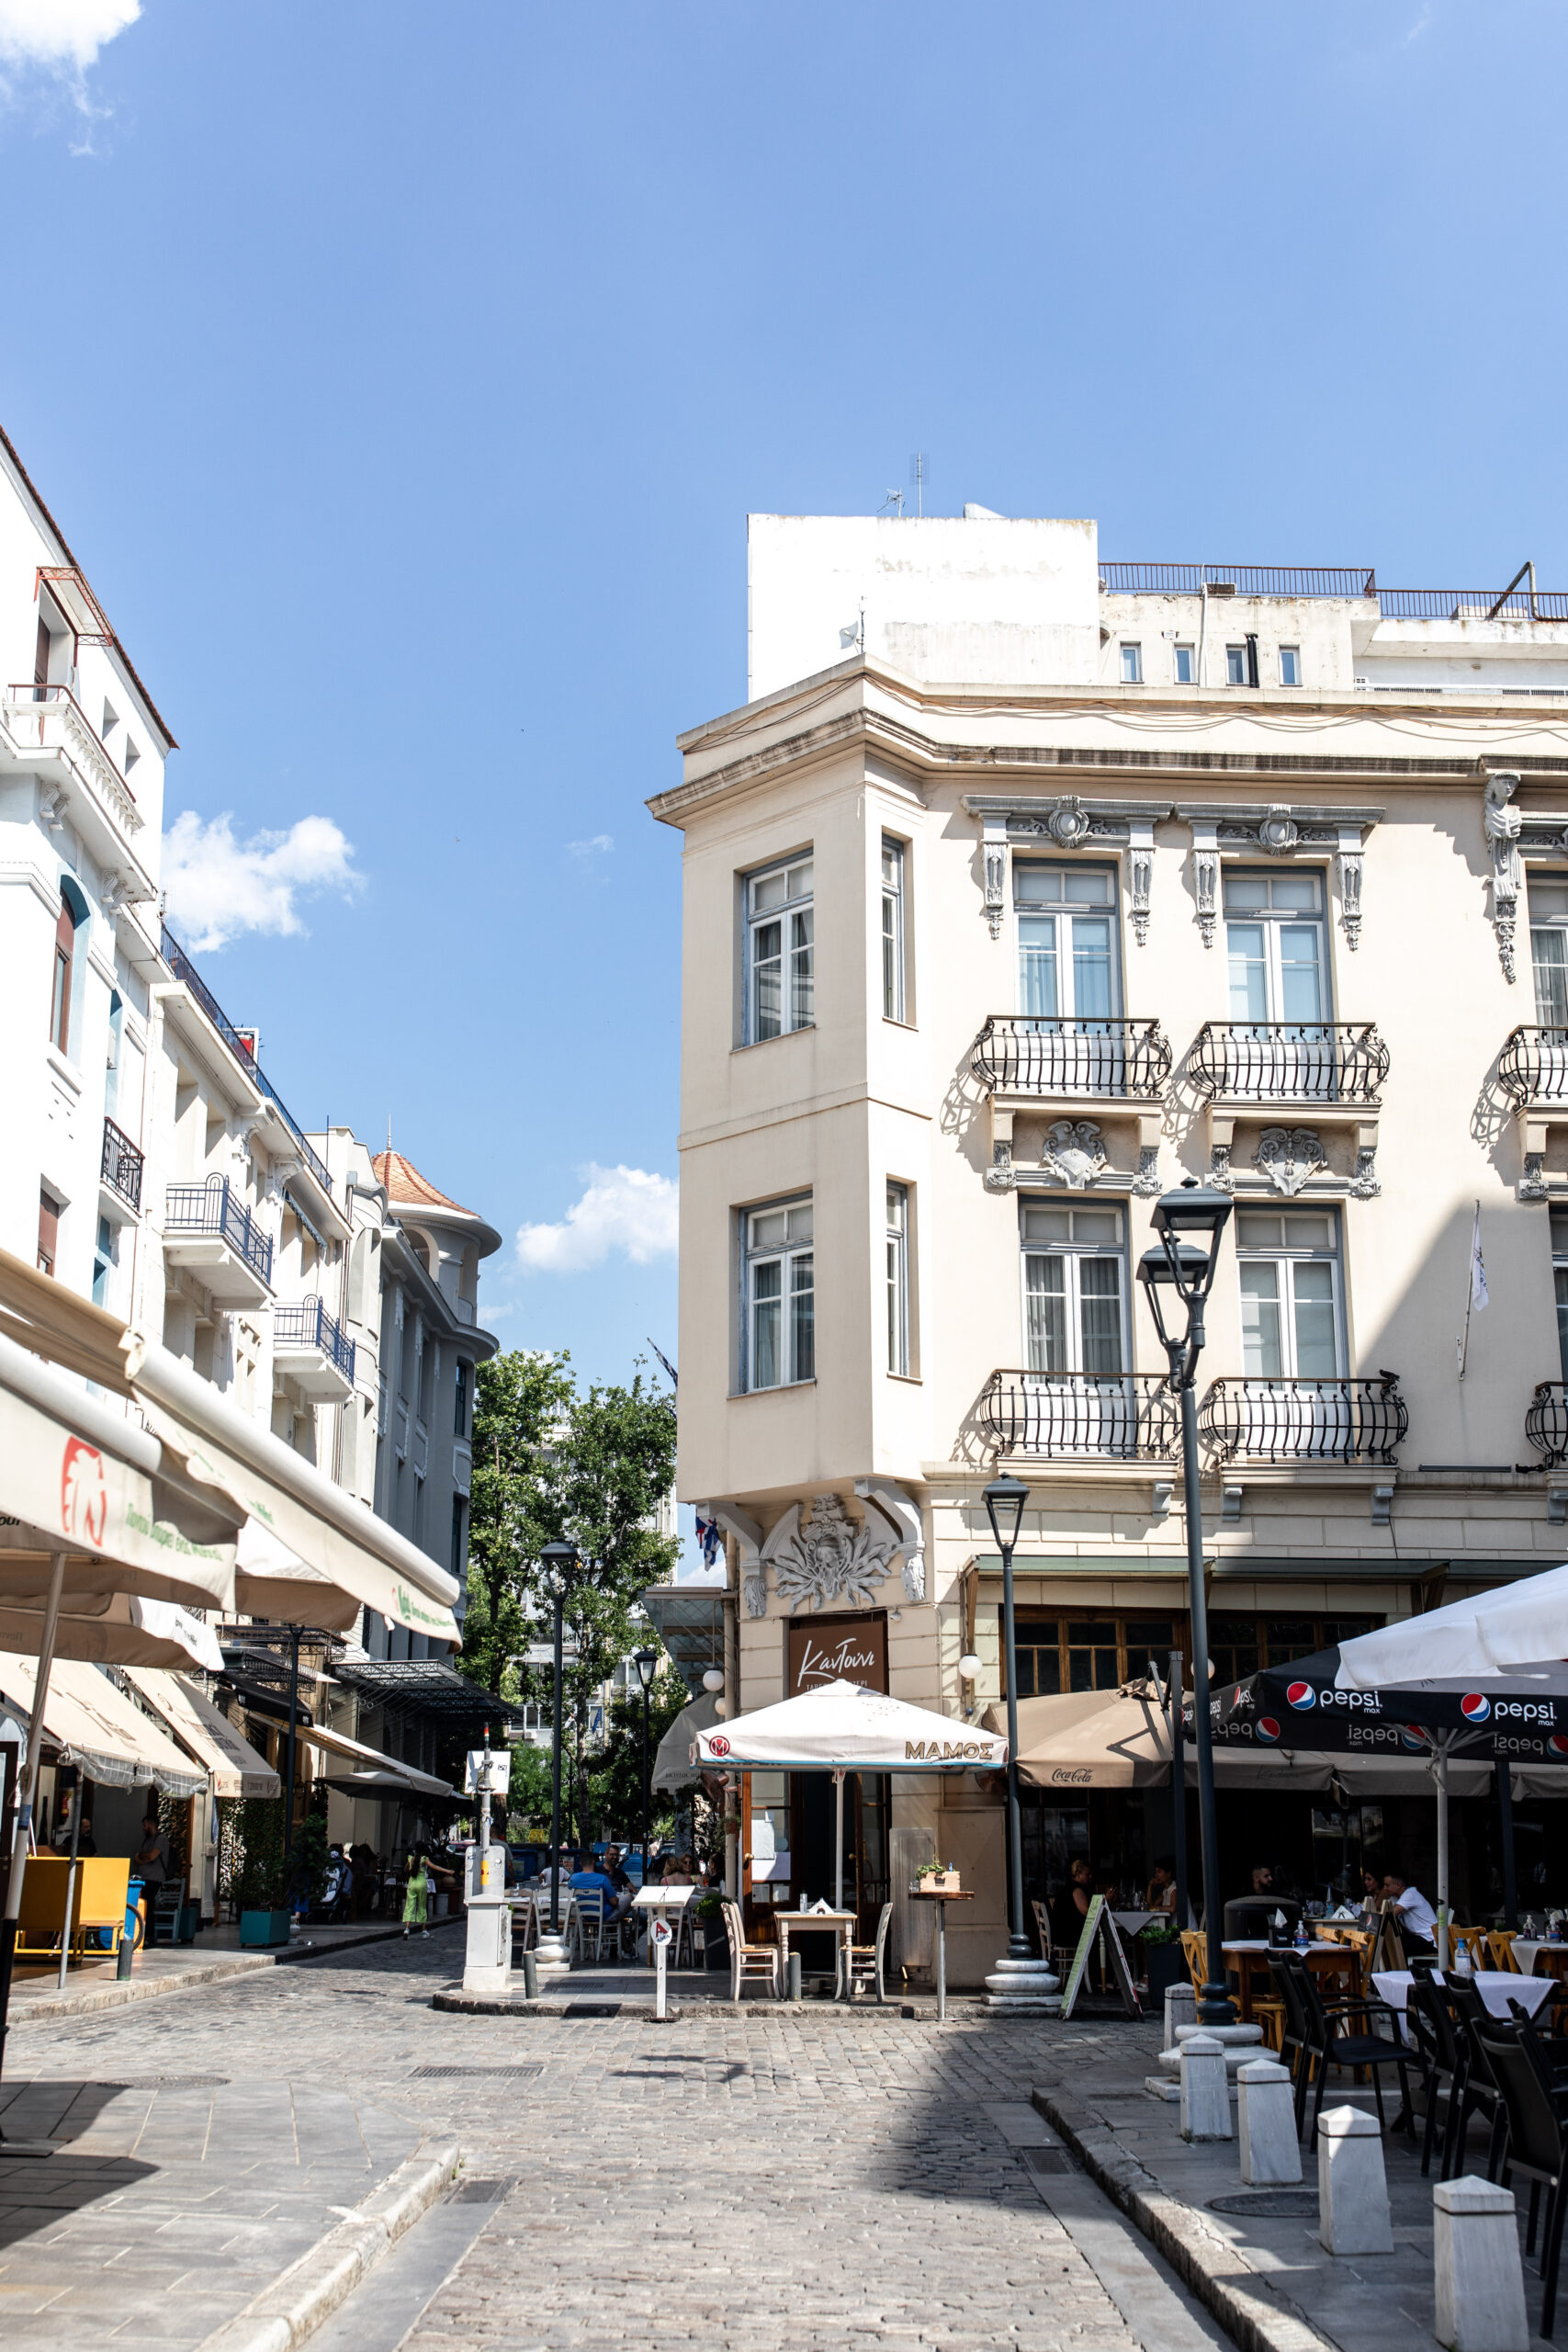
654, 509, 1568, 1981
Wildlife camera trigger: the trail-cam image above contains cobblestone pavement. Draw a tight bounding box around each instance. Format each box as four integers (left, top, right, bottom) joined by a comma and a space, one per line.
3, 1939, 1229, 2352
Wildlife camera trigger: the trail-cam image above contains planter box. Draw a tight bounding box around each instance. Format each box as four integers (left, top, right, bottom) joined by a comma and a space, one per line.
240, 1908, 292, 1948
702, 1917, 730, 1970
920, 1872, 962, 1895
1143, 1941, 1187, 2000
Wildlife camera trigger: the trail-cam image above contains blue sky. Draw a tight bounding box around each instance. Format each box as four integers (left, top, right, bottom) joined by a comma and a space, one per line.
5, 0, 1567, 1409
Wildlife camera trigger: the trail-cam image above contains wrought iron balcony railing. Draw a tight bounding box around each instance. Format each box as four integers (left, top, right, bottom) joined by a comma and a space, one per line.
1190, 1021, 1388, 1104
1198, 1374, 1407, 1465
100, 1116, 143, 1212
160, 922, 333, 1197
980, 1370, 1180, 1461
1524, 1382, 1568, 1469
164, 1178, 273, 1286
1497, 1028, 1568, 1106
274, 1296, 355, 1383
972, 1015, 1171, 1099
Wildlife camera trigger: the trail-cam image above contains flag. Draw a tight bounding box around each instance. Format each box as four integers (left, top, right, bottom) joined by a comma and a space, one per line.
695, 1514, 723, 1569
1469, 1207, 1489, 1312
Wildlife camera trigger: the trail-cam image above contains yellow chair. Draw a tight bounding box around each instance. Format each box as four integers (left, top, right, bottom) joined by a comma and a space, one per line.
1252, 1995, 1287, 2053
1181, 1928, 1207, 1994
1449, 1925, 1488, 1969
14, 1856, 130, 1964
1484, 1930, 1521, 1973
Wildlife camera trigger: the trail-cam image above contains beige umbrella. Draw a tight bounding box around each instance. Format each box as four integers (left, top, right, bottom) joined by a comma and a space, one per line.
986, 1683, 1339, 1792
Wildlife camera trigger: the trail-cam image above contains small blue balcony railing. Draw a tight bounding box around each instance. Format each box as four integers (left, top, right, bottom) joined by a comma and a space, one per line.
274, 1296, 355, 1383
164, 1178, 274, 1287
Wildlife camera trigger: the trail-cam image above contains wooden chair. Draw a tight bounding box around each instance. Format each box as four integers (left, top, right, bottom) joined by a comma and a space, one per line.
1487, 1930, 1523, 1973
1450, 1925, 1488, 1970
572, 1889, 606, 1962
1253, 1996, 1287, 2054
1180, 1929, 1207, 1995
722, 1900, 780, 2001
843, 1903, 894, 2003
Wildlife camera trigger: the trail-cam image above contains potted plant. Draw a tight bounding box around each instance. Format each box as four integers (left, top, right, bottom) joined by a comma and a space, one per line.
231, 1798, 291, 1947
916, 1859, 962, 1896
696, 1888, 728, 1971
1137, 1922, 1187, 1999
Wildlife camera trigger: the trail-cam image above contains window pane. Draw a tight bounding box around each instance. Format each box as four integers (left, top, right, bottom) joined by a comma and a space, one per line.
1240, 1263, 1284, 1376
1279, 925, 1324, 1021
790, 907, 814, 1028
1018, 914, 1059, 1016
753, 920, 782, 1038
1071, 1209, 1119, 1242
1531, 880, 1568, 923
886, 1185, 904, 1230
750, 1210, 787, 1250
1227, 922, 1269, 1020
883, 894, 899, 1017
1281, 1213, 1333, 1250
753, 1261, 782, 1389
1013, 865, 1059, 903
753, 870, 787, 911
1224, 875, 1268, 910
1534, 928, 1568, 1027
1034, 1649, 1062, 1695
1226, 645, 1247, 684
786, 1203, 814, 1241
1175, 646, 1193, 683
1024, 1254, 1067, 1373
1292, 1261, 1338, 1375
791, 1252, 815, 1382
1023, 1207, 1071, 1243
788, 861, 813, 897
1272, 872, 1322, 911
1077, 1257, 1123, 1375
1064, 868, 1114, 905
1125, 1619, 1175, 1648
1557, 1266, 1568, 1385
1280, 647, 1300, 685
1070, 916, 1113, 1018
1236, 1212, 1284, 1248
1015, 1650, 1035, 1698
1121, 643, 1141, 682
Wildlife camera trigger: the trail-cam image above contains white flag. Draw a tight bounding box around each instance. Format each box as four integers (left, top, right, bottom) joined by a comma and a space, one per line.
1470, 1206, 1489, 1311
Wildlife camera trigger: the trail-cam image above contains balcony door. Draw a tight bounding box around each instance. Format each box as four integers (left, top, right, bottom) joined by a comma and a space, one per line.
1529, 875, 1568, 1029
1014, 863, 1124, 1091
1235, 1208, 1348, 1450
1224, 869, 1333, 1094
1021, 1203, 1134, 1452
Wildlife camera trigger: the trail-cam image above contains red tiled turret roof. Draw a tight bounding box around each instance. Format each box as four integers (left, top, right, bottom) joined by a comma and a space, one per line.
372, 1149, 476, 1217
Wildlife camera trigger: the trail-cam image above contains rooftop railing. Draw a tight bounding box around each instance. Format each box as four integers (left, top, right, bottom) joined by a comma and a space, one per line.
1497, 1028, 1568, 1107
1100, 564, 1377, 599
1198, 1374, 1407, 1465
164, 1176, 273, 1287
971, 1015, 1171, 1099
1190, 1021, 1388, 1104
161, 922, 333, 1197
980, 1370, 1179, 1462
100, 1116, 143, 1212
274, 1295, 355, 1383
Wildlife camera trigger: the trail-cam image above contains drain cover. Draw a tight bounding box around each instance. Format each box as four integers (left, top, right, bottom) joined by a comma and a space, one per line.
563, 2003, 622, 2018
450, 2176, 513, 2203
1209, 2190, 1319, 2218
412, 2064, 543, 2080
1023, 2147, 1073, 2175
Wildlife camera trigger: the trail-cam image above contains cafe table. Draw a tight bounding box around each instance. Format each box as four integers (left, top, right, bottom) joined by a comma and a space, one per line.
773, 1907, 857, 2001
1511, 1940, 1568, 1981
1372, 1967, 1554, 2042
1222, 1938, 1363, 2024
913, 1886, 974, 2023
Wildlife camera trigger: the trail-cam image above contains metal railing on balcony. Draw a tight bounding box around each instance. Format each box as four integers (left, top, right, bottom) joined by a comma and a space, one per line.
1190, 1021, 1388, 1104
1524, 1383, 1568, 1470
972, 1015, 1171, 1099
1198, 1374, 1407, 1465
1497, 1028, 1568, 1106
980, 1370, 1180, 1461
164, 1177, 273, 1287
160, 922, 333, 1196
274, 1296, 355, 1383
1375, 588, 1568, 622
1099, 564, 1377, 599
100, 1116, 143, 1212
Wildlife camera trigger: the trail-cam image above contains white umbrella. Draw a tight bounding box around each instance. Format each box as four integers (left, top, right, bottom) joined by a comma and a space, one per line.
1332, 1566, 1568, 1688
653, 1691, 720, 1794
695, 1679, 1006, 1908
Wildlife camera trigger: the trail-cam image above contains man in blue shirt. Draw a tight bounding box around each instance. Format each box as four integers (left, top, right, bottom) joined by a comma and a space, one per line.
568, 1852, 620, 1907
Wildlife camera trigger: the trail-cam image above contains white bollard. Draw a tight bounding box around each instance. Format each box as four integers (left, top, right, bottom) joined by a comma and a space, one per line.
1237, 2058, 1302, 2186
1180, 2033, 1233, 2142
1434, 2177, 1529, 2352
1165, 1981, 1197, 2049
1317, 2105, 1393, 2255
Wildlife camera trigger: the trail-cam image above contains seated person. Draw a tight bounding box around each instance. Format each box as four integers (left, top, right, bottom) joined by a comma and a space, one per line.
1145, 1856, 1178, 1916
1382, 1871, 1438, 1954
568, 1853, 620, 1910
601, 1847, 635, 1916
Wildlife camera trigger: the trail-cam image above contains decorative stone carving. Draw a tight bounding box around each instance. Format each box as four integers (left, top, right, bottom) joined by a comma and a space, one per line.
1258, 806, 1300, 856
1134, 1144, 1161, 1197
1336, 831, 1365, 953
769, 1492, 897, 1615
854, 1479, 927, 1604
1042, 1119, 1107, 1189
37, 784, 65, 835
699, 1500, 764, 1617
985, 1136, 1017, 1193
1209, 1141, 1234, 1191
1484, 771, 1523, 983
982, 815, 1008, 940
1256, 1125, 1328, 1196
1009, 797, 1128, 849
1179, 803, 1381, 951
965, 797, 1176, 943
1192, 822, 1219, 948
1348, 1144, 1382, 1200
1129, 820, 1155, 946
1520, 1152, 1550, 1203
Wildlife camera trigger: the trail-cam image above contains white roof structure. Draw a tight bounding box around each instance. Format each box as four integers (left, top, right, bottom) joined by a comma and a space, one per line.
694, 1679, 1006, 1772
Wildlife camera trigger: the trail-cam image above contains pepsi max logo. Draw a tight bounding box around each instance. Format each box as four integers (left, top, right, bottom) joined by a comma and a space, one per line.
1400, 1727, 1428, 1754
1461, 1693, 1491, 1724
1552, 1736, 1568, 1758
1287, 1683, 1315, 1711
1258, 1718, 1281, 1743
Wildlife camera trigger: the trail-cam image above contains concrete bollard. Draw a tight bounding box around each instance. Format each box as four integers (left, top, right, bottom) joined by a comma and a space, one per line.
788, 1952, 802, 2003
1180, 2033, 1233, 2143
1237, 2058, 1302, 2186
1165, 1981, 1197, 2049
521, 1949, 538, 2001
1318, 2105, 1393, 2255
1434, 2177, 1529, 2352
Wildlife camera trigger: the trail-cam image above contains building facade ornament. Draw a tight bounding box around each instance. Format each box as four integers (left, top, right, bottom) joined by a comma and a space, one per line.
1258, 806, 1300, 855
1348, 1144, 1382, 1200
1483, 771, 1523, 983
1177, 803, 1382, 952
1520, 1152, 1550, 1204
1134, 1144, 1162, 1197
985, 1137, 1017, 1193
1256, 1125, 1328, 1195
853, 1479, 928, 1604
1209, 1141, 1234, 1191
1041, 1119, 1107, 1189
964, 797, 1174, 944
765, 1492, 897, 1614
981, 812, 1008, 940
1128, 820, 1156, 945
1191, 820, 1220, 946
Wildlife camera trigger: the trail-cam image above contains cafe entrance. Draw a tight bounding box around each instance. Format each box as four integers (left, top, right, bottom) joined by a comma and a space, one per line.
744, 1769, 891, 1940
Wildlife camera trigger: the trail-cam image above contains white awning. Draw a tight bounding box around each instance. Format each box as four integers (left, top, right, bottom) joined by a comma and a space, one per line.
0, 1652, 208, 1797
695, 1679, 1009, 1771
123, 1668, 279, 1799
296, 1715, 454, 1798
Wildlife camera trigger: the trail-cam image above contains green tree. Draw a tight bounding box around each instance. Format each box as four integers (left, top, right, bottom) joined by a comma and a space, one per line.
589, 1668, 692, 1845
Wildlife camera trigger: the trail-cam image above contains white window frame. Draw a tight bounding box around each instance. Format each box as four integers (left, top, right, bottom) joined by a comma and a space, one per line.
1013, 861, 1122, 1022
1020, 1202, 1129, 1377
1235, 1208, 1345, 1379
1552, 1210, 1568, 1385
745, 855, 814, 1044
742, 1195, 815, 1391
1174, 643, 1195, 684
1279, 645, 1302, 687
1225, 643, 1247, 685
1223, 867, 1331, 1026
1120, 642, 1143, 684
1529, 874, 1568, 1029
886, 1182, 909, 1374
881, 838, 906, 1022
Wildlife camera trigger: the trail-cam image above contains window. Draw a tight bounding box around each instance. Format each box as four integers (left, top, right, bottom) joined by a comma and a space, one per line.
37, 1187, 60, 1276
1279, 646, 1302, 687
1552, 1212, 1568, 1385
455, 1356, 469, 1436
1175, 644, 1195, 684
1224, 869, 1327, 1024
1009, 1612, 1178, 1698
747, 857, 814, 1041
881, 839, 906, 1021
49, 893, 75, 1054
1529, 876, 1568, 1028
451, 1493, 468, 1578
1014, 863, 1119, 1020
1235, 1208, 1343, 1378
92, 1214, 112, 1309
1120, 642, 1142, 684
1021, 1204, 1125, 1375
744, 1197, 814, 1389
886, 1183, 909, 1374
1226, 644, 1247, 685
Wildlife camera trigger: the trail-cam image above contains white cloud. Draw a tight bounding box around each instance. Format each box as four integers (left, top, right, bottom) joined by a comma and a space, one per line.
0, 1, 139, 69
162, 810, 363, 953
566, 833, 614, 858
515, 1165, 678, 1274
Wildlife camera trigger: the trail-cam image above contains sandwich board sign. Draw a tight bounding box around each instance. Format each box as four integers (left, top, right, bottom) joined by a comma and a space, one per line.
1057, 1894, 1144, 2021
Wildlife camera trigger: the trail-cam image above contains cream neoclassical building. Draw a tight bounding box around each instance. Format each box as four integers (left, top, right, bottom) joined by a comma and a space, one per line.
651, 513, 1568, 1984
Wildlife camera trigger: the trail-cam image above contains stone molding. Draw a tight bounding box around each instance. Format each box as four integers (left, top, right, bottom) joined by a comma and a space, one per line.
1175, 802, 1382, 952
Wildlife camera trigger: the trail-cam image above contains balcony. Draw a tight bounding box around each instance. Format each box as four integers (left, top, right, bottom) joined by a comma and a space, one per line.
1498, 1028, 1568, 1108
980, 1370, 1179, 1462
100, 1117, 143, 1213
1524, 1383, 1568, 1470
163, 1178, 273, 1305
972, 1016, 1171, 1100
1198, 1374, 1407, 1465
1190, 1022, 1388, 1105
273, 1296, 355, 1400
160, 923, 334, 1199
1, 681, 146, 857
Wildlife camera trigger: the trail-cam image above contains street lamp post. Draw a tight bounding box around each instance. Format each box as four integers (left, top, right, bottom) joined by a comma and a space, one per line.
633, 1646, 657, 1886
1137, 1178, 1235, 2028
538, 1541, 578, 1960
981, 1473, 1059, 2012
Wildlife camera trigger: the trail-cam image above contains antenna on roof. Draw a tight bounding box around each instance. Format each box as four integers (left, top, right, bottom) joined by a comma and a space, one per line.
909, 451, 928, 517
877, 487, 905, 517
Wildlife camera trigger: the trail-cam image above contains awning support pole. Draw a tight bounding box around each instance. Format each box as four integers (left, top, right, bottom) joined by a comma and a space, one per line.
1435, 1735, 1450, 1969
834, 1770, 845, 1912
1168, 1648, 1189, 1930
56, 1771, 85, 1994
1499, 1758, 1518, 1929
0, 1548, 67, 2132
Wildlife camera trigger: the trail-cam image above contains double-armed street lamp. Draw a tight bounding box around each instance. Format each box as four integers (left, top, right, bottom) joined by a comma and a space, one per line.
1135, 1178, 1235, 2027
632, 1645, 658, 1886
537, 1539, 579, 1942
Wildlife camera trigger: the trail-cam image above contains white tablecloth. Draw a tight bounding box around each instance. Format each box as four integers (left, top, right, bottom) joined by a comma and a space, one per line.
1112, 1911, 1162, 1936
1373, 1968, 1553, 2026
1510, 1940, 1568, 1976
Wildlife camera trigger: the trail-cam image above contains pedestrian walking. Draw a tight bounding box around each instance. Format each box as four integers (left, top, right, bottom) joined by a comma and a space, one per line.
402, 1849, 432, 1937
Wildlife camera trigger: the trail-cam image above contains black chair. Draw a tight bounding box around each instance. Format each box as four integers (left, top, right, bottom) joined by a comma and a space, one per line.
1476, 2007, 1568, 2338
1443, 1975, 1512, 2182
1270, 1950, 1316, 2135
1406, 1973, 1463, 2178
1273, 1949, 1415, 2146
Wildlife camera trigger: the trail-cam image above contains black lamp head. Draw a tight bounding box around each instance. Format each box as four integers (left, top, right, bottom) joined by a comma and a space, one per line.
1150, 1179, 1234, 1246
633, 1645, 658, 1691
538, 1539, 580, 1591
982, 1471, 1030, 1554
